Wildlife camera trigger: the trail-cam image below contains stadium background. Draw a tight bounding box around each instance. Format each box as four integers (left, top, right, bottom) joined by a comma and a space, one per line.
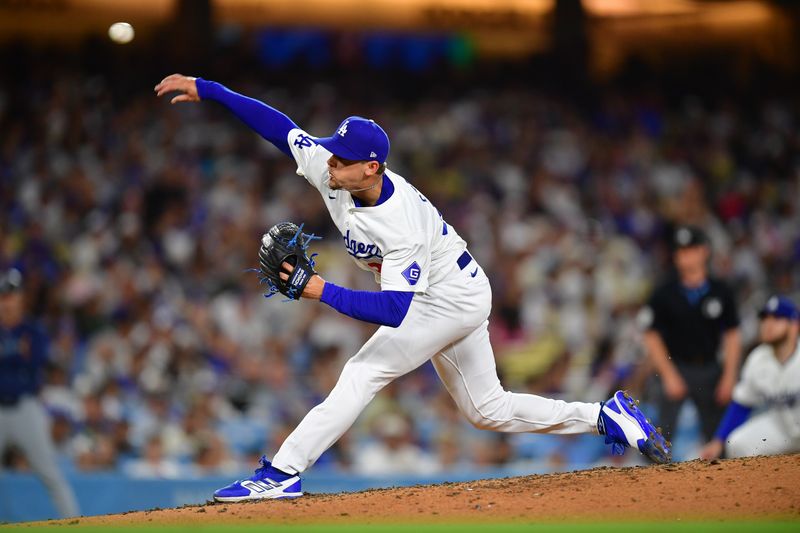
1, 0, 799, 522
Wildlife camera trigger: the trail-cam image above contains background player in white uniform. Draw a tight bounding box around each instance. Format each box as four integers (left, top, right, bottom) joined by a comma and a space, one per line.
701, 295, 800, 459
155, 74, 671, 501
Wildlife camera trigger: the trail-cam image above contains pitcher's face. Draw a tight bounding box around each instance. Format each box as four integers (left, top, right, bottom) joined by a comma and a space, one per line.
326, 155, 379, 191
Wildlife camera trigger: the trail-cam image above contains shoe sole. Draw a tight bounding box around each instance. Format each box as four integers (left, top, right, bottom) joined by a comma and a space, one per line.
214, 492, 303, 502
616, 391, 672, 464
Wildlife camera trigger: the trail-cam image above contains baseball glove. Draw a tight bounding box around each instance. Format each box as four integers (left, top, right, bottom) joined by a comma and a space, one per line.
255, 222, 321, 300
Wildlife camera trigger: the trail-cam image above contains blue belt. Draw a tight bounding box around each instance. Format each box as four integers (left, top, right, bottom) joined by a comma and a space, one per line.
457, 251, 473, 270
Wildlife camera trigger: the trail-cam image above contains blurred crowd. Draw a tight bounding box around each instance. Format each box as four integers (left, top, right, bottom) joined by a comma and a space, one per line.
1, 49, 799, 478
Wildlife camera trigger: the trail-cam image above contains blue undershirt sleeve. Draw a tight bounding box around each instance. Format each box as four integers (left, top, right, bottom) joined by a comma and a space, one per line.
320, 283, 414, 328
714, 401, 752, 441
195, 78, 297, 158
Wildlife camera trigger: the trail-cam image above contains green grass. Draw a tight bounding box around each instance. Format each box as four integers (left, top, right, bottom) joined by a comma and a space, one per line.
2, 523, 798, 532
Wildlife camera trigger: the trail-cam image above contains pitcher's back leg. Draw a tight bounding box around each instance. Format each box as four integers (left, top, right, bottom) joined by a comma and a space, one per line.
431, 320, 600, 435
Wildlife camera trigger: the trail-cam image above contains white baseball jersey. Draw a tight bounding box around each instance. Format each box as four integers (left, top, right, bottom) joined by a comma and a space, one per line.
271, 126, 601, 475
288, 128, 466, 292
732, 341, 800, 438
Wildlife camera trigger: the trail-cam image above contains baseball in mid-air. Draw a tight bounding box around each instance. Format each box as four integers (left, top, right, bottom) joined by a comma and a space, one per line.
108, 22, 135, 44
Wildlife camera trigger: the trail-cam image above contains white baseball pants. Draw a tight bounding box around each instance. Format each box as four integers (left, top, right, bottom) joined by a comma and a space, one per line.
272, 260, 601, 474
726, 411, 800, 458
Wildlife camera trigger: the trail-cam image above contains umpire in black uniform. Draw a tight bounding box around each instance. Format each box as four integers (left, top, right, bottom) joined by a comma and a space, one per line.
642, 226, 742, 443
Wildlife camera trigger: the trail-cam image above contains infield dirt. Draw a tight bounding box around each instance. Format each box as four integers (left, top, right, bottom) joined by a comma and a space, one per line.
31, 454, 800, 526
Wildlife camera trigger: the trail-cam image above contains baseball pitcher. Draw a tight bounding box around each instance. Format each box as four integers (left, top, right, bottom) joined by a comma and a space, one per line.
155, 74, 672, 501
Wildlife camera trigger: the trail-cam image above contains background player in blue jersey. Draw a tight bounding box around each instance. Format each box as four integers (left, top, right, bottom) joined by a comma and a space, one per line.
0, 269, 79, 517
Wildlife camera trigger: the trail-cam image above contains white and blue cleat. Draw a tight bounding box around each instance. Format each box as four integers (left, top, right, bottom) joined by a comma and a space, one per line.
598, 390, 672, 464
213, 455, 303, 502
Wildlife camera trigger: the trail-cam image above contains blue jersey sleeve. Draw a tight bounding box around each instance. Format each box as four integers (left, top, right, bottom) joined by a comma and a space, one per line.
320, 283, 413, 328
196, 78, 298, 158
715, 401, 752, 441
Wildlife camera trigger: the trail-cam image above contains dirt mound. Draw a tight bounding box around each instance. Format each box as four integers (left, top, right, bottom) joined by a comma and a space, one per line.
40, 454, 800, 526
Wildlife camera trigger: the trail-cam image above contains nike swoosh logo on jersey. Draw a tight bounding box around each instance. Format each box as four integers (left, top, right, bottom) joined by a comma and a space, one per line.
470, 268, 478, 278
328, 193, 336, 199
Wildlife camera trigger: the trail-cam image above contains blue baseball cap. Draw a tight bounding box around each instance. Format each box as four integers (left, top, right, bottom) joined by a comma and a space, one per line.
316, 116, 390, 164
759, 295, 799, 321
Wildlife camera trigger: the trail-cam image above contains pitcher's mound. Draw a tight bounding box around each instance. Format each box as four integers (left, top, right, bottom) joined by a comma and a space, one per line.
52, 454, 800, 526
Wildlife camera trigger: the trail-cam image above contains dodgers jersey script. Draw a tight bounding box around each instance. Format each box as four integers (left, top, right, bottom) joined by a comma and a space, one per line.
288, 128, 466, 292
